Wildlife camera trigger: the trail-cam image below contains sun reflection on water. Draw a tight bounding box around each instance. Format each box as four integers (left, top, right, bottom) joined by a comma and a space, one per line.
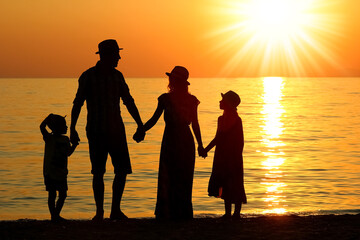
261, 77, 287, 214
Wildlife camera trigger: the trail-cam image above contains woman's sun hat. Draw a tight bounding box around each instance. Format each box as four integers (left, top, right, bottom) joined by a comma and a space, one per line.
166, 66, 190, 85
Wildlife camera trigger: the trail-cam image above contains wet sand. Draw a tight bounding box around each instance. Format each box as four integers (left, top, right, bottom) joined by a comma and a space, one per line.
1, 214, 359, 240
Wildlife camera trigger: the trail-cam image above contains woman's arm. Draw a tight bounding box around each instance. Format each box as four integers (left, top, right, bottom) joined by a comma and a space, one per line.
133, 97, 164, 142
143, 102, 163, 132
238, 119, 244, 152
191, 105, 207, 157
204, 138, 216, 153
191, 110, 203, 148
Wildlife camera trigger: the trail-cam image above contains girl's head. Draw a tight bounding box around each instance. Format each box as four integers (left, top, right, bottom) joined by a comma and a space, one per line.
220, 91, 241, 111
166, 66, 190, 94
48, 114, 67, 134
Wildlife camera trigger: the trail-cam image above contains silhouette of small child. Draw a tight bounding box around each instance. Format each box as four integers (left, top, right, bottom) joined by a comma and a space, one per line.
40, 114, 78, 222
202, 91, 247, 219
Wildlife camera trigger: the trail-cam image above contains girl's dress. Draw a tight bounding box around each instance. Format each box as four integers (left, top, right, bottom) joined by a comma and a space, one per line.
208, 112, 247, 204
155, 92, 200, 220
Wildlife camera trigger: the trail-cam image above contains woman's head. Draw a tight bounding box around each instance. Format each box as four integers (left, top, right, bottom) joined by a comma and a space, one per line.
166, 66, 190, 93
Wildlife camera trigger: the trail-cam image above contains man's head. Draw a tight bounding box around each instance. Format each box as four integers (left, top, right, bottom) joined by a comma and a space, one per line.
96, 39, 123, 68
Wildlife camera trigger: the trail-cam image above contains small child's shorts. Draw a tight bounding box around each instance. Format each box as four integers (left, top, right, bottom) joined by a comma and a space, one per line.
44, 176, 68, 191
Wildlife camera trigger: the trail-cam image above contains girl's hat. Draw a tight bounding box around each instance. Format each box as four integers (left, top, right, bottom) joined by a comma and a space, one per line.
221, 91, 241, 108
166, 66, 190, 85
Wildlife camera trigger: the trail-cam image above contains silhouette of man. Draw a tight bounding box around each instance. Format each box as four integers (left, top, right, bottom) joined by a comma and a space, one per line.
70, 39, 145, 221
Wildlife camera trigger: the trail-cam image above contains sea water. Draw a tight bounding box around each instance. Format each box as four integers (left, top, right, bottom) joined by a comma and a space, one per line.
0, 77, 359, 220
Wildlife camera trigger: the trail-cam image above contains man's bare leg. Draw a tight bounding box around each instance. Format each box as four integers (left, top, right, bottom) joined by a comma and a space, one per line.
92, 174, 104, 221
110, 173, 128, 220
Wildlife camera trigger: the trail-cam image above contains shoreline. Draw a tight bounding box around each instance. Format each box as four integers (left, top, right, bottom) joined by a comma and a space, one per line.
1, 214, 359, 240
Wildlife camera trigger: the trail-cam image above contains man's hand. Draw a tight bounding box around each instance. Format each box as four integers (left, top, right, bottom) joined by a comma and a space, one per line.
133, 127, 145, 143
70, 129, 80, 145
198, 146, 207, 158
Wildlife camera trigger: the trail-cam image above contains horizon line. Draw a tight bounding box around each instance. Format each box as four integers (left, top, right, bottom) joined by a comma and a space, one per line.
0, 75, 359, 79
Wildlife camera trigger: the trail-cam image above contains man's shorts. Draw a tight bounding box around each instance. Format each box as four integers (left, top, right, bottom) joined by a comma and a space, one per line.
87, 132, 132, 175
44, 176, 68, 192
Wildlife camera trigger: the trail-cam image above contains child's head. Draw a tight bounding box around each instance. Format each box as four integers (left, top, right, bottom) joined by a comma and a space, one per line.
220, 91, 241, 111
48, 114, 67, 134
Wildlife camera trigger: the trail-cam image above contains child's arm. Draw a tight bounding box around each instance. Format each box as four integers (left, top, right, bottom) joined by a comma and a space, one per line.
40, 114, 53, 140
68, 142, 79, 156
204, 116, 221, 154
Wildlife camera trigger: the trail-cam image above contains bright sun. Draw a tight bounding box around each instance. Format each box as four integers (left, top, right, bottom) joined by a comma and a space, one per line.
244, 0, 311, 38
208, 0, 343, 76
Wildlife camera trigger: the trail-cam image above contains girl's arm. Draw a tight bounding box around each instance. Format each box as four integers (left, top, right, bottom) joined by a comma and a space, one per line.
204, 116, 221, 153
143, 102, 163, 132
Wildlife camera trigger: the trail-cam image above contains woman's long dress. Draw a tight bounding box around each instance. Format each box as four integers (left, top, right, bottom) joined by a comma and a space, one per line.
155, 92, 199, 220
208, 114, 247, 204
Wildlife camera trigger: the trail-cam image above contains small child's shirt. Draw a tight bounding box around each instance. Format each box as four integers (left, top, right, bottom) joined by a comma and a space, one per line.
43, 134, 70, 181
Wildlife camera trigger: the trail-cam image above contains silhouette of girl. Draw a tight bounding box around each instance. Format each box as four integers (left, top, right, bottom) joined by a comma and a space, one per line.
141, 66, 204, 220
203, 91, 247, 219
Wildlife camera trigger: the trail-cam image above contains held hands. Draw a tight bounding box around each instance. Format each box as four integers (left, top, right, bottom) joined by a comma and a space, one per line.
70, 129, 80, 145
133, 126, 146, 143
198, 145, 208, 158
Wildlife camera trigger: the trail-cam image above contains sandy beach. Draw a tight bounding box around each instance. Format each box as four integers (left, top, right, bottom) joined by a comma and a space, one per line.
1, 214, 359, 240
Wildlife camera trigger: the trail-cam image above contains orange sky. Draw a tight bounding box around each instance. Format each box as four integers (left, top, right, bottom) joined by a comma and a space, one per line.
0, 0, 359, 77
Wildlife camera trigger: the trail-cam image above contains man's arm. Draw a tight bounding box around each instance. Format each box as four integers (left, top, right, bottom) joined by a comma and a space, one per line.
119, 73, 145, 141
70, 72, 86, 145
70, 103, 81, 145
125, 101, 144, 128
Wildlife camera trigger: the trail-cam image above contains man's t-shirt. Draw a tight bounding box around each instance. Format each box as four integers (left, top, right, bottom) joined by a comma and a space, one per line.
73, 61, 135, 134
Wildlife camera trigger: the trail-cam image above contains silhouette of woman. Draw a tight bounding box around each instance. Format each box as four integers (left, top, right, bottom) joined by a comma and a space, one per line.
140, 66, 204, 220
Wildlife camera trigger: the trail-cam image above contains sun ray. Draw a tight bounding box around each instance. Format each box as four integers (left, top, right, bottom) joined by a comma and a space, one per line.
206, 0, 344, 77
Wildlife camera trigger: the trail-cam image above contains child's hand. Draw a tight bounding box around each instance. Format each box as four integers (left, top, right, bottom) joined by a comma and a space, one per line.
70, 129, 80, 145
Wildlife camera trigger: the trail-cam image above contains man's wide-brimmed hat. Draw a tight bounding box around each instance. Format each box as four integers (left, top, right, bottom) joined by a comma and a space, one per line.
166, 66, 190, 85
221, 90, 241, 108
96, 39, 123, 54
